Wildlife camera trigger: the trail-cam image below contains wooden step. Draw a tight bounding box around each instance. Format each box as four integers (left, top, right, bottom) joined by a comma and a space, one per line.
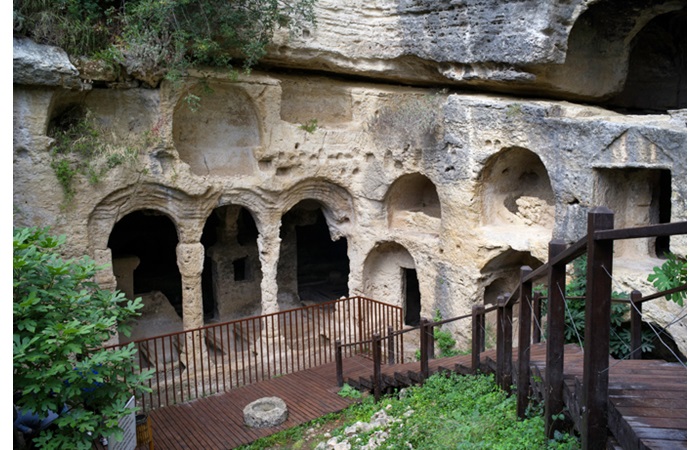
454, 363, 472, 375
394, 371, 413, 387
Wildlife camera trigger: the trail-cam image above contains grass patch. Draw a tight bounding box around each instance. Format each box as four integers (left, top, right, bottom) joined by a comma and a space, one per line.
239, 372, 579, 449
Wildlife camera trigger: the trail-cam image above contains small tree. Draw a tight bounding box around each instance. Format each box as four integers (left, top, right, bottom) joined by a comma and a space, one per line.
13, 227, 153, 450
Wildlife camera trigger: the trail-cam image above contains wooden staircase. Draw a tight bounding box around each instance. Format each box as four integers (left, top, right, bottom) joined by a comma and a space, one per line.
343, 349, 500, 395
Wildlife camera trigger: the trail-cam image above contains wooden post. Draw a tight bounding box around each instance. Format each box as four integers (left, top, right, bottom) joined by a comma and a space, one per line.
372, 333, 382, 402
630, 290, 642, 360
335, 339, 344, 387
472, 304, 485, 373
517, 266, 533, 418
427, 322, 435, 360
545, 240, 567, 438
497, 294, 513, 392
420, 318, 429, 381
387, 325, 395, 365
582, 207, 615, 450
532, 292, 542, 344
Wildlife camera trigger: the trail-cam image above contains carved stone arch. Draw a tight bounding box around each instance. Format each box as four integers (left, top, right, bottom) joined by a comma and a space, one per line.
477, 146, 555, 230
88, 182, 220, 250
277, 178, 355, 238
172, 81, 262, 177
362, 241, 422, 326
480, 249, 544, 345
385, 172, 441, 234
201, 201, 263, 322
275, 180, 354, 308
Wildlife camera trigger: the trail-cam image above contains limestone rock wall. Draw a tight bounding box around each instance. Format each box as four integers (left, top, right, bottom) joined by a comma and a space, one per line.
12, 0, 687, 356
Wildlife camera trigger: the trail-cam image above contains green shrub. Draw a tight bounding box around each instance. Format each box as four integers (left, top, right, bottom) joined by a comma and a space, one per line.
537, 256, 654, 359
13, 227, 153, 450
14, 0, 317, 83
337, 383, 362, 399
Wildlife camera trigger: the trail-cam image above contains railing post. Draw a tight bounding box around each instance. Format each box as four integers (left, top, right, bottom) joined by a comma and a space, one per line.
630, 290, 643, 360
472, 304, 484, 373
582, 206, 615, 450
517, 266, 533, 418
335, 339, 344, 387
545, 239, 567, 438
372, 333, 382, 402
532, 292, 542, 344
496, 295, 513, 392
387, 326, 395, 365
420, 318, 430, 381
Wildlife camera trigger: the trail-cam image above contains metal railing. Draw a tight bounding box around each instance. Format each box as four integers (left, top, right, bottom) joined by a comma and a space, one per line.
108, 296, 403, 412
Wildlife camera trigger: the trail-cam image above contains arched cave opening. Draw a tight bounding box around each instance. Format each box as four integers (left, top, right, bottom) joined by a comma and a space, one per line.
608, 8, 686, 113
278, 200, 349, 307
386, 173, 441, 232
108, 210, 182, 317
481, 250, 544, 346
479, 147, 555, 229
201, 205, 262, 322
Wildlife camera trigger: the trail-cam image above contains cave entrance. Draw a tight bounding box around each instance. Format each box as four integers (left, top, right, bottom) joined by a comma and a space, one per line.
403, 268, 421, 326
108, 210, 182, 316
201, 205, 262, 322
278, 200, 349, 307
609, 8, 686, 112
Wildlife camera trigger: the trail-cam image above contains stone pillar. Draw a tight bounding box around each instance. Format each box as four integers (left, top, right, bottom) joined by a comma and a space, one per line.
93, 248, 118, 292
112, 255, 140, 300
257, 220, 282, 315
176, 242, 205, 330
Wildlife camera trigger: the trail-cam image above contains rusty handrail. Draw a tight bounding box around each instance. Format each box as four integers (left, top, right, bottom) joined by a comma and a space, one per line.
107, 296, 402, 412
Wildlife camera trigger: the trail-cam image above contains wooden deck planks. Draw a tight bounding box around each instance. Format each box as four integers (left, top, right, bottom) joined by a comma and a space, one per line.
142, 343, 686, 450
146, 355, 369, 449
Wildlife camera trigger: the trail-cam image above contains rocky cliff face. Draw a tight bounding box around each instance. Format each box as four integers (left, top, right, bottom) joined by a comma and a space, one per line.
13, 0, 687, 355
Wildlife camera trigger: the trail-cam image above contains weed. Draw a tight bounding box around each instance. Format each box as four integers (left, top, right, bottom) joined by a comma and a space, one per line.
48, 108, 145, 203
299, 118, 318, 134
337, 383, 362, 399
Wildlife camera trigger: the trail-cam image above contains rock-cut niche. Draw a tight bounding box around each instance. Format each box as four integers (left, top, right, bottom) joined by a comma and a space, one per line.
479, 147, 554, 230
277, 200, 350, 309
594, 168, 672, 259
172, 83, 261, 177
363, 242, 421, 326
200, 205, 262, 322
386, 173, 441, 233
108, 209, 183, 341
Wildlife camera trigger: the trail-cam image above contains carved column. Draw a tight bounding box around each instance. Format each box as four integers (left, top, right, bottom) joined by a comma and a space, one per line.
176, 242, 205, 330
257, 219, 282, 315
112, 255, 141, 300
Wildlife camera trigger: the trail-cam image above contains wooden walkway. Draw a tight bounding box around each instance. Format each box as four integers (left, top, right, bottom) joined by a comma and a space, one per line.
344, 343, 687, 450
141, 355, 373, 449
135, 343, 686, 450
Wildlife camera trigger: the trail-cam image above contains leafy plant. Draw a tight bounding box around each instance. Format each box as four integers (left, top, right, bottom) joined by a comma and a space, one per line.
13, 227, 153, 450
48, 108, 140, 203
647, 253, 687, 306
538, 256, 654, 359
432, 310, 462, 357
14, 0, 317, 87
337, 383, 362, 399
299, 118, 318, 133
